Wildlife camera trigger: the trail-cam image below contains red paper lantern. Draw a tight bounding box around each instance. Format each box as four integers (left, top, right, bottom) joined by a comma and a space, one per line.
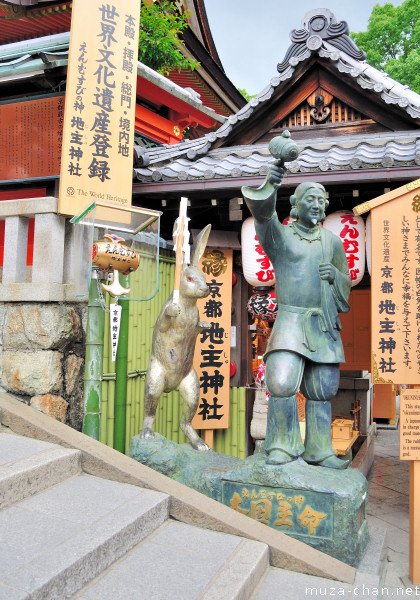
241, 217, 276, 287
366, 214, 371, 276
323, 210, 365, 286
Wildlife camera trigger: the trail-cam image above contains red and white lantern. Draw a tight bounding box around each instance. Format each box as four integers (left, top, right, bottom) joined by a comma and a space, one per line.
247, 289, 278, 321
366, 213, 371, 276
323, 210, 365, 286
241, 217, 276, 287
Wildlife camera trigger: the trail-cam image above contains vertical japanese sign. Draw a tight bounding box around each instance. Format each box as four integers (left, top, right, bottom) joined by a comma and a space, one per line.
192, 249, 232, 430
370, 184, 420, 384
58, 0, 139, 216
0, 96, 64, 182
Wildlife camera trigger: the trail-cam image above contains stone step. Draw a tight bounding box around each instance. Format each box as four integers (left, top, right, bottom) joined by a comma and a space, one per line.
251, 566, 355, 600
250, 524, 389, 600
0, 472, 170, 600
71, 520, 269, 600
0, 432, 81, 509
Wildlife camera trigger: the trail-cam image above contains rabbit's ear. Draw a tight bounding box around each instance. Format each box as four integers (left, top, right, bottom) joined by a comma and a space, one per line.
190, 224, 211, 266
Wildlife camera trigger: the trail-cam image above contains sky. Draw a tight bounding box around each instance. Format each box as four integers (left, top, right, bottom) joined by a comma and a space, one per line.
203, 0, 404, 96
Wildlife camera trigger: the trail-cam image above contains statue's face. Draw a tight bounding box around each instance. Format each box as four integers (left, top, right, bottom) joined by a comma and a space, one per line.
296, 188, 326, 228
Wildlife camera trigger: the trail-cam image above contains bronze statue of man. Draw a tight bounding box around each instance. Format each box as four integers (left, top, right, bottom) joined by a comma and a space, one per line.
243, 162, 351, 469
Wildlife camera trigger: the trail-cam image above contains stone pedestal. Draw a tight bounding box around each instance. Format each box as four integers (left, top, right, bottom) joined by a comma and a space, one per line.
128, 433, 369, 567
221, 452, 368, 567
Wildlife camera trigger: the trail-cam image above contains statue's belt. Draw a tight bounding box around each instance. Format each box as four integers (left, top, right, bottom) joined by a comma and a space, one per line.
277, 303, 336, 352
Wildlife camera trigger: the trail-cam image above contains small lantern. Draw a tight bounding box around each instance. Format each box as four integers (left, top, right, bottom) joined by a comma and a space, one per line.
323, 210, 365, 286
241, 217, 276, 286
247, 289, 278, 321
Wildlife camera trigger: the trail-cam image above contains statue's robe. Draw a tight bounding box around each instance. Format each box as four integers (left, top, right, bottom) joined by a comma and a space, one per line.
244, 190, 351, 364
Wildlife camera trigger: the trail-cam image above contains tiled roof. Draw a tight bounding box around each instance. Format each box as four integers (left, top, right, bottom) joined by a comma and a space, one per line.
133, 131, 420, 183
0, 2, 71, 45
132, 8, 420, 184
0, 33, 226, 123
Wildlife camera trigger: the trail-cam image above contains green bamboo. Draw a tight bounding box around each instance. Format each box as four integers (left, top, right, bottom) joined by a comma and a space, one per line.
238, 387, 246, 459
172, 392, 179, 443
107, 380, 115, 448
126, 296, 135, 449
100, 379, 108, 443
231, 388, 238, 454
100, 300, 110, 445
214, 422, 222, 454
83, 274, 105, 440
114, 275, 130, 453
166, 389, 173, 439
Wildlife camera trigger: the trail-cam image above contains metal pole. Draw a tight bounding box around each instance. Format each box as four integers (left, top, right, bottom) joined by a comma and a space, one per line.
114, 275, 129, 453
82, 271, 105, 439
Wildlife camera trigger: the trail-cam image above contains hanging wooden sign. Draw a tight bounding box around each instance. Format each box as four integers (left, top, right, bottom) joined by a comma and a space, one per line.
400, 389, 420, 460
192, 248, 233, 430
355, 181, 420, 384
58, 0, 139, 216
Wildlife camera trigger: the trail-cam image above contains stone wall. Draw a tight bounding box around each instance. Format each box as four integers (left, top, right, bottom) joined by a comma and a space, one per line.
0, 302, 87, 430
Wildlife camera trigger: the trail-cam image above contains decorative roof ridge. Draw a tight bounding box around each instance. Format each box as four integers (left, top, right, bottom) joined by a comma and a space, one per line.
133, 129, 420, 184
277, 8, 365, 74
319, 39, 420, 118
190, 8, 420, 151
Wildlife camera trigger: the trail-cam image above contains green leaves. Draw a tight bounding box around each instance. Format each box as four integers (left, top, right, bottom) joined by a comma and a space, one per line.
139, 1, 199, 75
350, 0, 420, 92
237, 88, 257, 102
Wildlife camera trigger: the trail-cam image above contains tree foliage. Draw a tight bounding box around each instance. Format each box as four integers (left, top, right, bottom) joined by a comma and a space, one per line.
237, 88, 257, 102
350, 0, 420, 93
139, 1, 199, 75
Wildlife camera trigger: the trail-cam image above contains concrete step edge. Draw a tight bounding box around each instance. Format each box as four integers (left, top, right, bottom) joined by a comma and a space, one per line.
0, 446, 82, 510
200, 538, 270, 600
3, 489, 170, 600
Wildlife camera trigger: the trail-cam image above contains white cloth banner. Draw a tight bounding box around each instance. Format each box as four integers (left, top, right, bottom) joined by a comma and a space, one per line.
110, 303, 122, 362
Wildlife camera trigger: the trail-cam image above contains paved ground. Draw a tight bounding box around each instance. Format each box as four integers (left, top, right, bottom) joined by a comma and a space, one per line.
368, 426, 413, 590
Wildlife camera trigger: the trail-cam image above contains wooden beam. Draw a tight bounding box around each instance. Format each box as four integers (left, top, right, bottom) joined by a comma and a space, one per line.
410, 460, 420, 583
319, 68, 414, 131
225, 67, 321, 147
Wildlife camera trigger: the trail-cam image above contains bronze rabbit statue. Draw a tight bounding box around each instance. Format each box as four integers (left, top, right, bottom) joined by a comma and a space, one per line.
140, 224, 212, 451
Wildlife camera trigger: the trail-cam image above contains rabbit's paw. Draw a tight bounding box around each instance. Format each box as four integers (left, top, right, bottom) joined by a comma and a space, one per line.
166, 303, 181, 318
191, 438, 210, 452
140, 427, 155, 440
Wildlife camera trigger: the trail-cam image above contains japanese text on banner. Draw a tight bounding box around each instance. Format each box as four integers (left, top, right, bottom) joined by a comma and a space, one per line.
59, 0, 139, 216
192, 249, 232, 430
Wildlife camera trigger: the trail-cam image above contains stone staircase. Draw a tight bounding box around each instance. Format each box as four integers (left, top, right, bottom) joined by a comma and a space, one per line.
0, 393, 388, 599
0, 431, 269, 600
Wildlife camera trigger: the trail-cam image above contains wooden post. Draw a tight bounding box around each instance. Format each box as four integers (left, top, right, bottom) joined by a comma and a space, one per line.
400, 389, 420, 584
204, 429, 214, 449
410, 460, 420, 584
173, 197, 188, 305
